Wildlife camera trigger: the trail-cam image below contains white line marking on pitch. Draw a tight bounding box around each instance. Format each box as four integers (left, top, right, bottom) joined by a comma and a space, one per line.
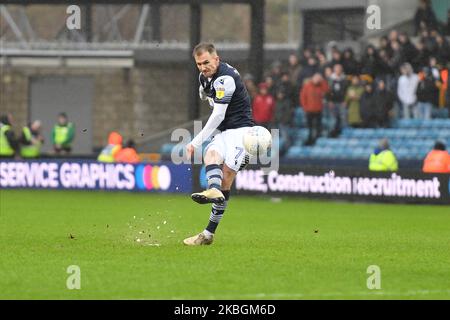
170, 289, 450, 300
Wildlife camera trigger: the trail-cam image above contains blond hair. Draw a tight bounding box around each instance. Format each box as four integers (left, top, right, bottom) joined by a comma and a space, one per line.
192, 42, 217, 57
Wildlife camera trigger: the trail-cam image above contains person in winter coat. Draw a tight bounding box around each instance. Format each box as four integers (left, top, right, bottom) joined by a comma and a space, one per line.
416, 67, 439, 119
252, 82, 275, 129
300, 73, 329, 145
327, 64, 348, 137
360, 82, 378, 128
375, 79, 395, 127
397, 63, 420, 119
344, 76, 364, 127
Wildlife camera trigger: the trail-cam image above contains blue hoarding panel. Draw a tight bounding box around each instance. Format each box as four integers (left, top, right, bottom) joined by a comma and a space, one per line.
0, 160, 192, 193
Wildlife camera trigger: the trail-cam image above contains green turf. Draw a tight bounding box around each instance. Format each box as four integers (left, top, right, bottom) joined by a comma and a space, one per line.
0, 189, 449, 300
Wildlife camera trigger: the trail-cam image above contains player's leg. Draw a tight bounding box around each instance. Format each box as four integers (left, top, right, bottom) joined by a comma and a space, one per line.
183, 164, 237, 246
184, 128, 248, 246
191, 139, 226, 205
202, 164, 236, 237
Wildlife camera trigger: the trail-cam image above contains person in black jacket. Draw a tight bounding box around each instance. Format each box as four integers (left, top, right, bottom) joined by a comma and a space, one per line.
361, 45, 379, 78
375, 80, 395, 127
416, 67, 439, 119
435, 34, 450, 65
297, 57, 318, 92
360, 82, 378, 128
398, 33, 418, 65
327, 64, 348, 137
342, 48, 360, 76
413, 40, 431, 72
414, 0, 439, 35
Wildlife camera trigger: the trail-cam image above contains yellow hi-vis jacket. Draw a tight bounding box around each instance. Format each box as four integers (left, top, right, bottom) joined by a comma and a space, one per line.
0, 124, 15, 156
369, 149, 398, 172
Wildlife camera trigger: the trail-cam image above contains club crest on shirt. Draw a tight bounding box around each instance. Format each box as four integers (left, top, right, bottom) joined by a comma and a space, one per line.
216, 87, 225, 99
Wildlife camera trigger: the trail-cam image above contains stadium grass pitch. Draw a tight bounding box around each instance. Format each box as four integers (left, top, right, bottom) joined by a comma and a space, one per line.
1, 189, 449, 300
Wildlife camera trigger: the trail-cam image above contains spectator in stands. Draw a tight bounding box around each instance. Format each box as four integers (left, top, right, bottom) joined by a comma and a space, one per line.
52, 112, 75, 155
369, 138, 398, 172
375, 79, 395, 127
329, 47, 343, 69
447, 76, 450, 116
288, 54, 302, 100
420, 29, 438, 55
413, 40, 430, 72
288, 54, 301, 82
379, 36, 392, 57
20, 120, 44, 159
428, 56, 442, 81
447, 9, 450, 36
316, 50, 329, 75
243, 74, 258, 101
327, 64, 348, 137
361, 45, 379, 78
274, 88, 293, 128
344, 76, 364, 128
427, 56, 444, 107
414, 0, 439, 35
398, 33, 418, 65
297, 57, 318, 92
388, 29, 399, 44
265, 74, 280, 97
341, 48, 360, 76
274, 89, 294, 155
416, 67, 439, 119
299, 48, 313, 66
275, 71, 293, 104
397, 63, 420, 119
269, 60, 283, 88
98, 131, 123, 163
422, 141, 450, 173
388, 41, 404, 73
434, 34, 450, 65
300, 73, 329, 146
0, 113, 20, 159
377, 49, 394, 82
360, 81, 378, 128
115, 139, 141, 164
252, 82, 275, 129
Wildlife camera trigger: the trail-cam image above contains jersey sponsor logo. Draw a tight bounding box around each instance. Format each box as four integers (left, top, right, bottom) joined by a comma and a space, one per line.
216, 87, 225, 99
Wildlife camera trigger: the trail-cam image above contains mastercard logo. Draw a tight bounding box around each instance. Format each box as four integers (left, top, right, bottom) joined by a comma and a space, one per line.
135, 165, 171, 191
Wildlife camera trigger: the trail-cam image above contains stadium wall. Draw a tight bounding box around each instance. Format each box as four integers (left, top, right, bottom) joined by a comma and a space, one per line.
0, 61, 248, 154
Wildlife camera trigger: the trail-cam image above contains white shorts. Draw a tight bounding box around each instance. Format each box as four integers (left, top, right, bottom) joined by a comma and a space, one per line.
205, 127, 252, 172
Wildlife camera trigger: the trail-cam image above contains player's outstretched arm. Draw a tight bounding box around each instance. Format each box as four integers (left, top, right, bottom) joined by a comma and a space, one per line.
190, 103, 228, 149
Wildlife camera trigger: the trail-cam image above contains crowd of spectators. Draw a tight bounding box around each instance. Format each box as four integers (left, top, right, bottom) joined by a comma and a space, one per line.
246, 0, 450, 148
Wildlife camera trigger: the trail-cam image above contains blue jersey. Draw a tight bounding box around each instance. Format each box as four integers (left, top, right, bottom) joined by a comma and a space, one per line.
199, 62, 255, 132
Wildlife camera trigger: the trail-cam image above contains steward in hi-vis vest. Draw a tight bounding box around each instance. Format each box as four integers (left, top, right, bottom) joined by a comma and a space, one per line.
20, 120, 44, 158
98, 131, 123, 163
369, 138, 398, 172
52, 112, 75, 155
0, 114, 19, 158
